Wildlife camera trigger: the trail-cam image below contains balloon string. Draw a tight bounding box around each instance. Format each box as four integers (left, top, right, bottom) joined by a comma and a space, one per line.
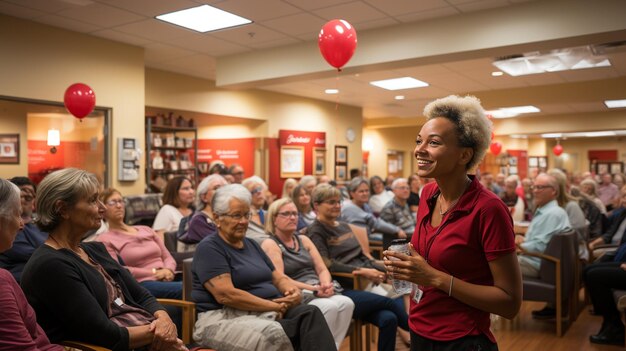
335, 70, 340, 112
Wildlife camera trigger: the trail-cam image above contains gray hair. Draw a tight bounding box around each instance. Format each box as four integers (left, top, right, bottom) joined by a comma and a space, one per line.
242, 175, 267, 189
423, 95, 492, 170
0, 179, 20, 219
580, 178, 598, 196
391, 178, 408, 189
311, 183, 341, 204
348, 177, 369, 194
299, 175, 317, 187
212, 184, 252, 215
35, 168, 100, 232
196, 174, 227, 209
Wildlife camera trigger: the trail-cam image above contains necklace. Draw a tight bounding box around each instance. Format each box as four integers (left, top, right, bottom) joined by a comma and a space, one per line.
49, 235, 82, 255
438, 177, 472, 216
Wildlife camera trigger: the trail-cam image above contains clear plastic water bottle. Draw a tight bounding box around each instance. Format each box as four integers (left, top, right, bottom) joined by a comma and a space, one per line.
388, 238, 412, 295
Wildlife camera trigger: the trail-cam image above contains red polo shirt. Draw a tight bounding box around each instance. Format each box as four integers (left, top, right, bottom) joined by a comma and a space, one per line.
410, 175, 515, 342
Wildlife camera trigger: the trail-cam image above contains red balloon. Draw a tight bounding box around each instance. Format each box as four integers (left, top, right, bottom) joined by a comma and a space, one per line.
553, 144, 563, 156
318, 19, 357, 70
490, 142, 502, 155
64, 83, 96, 119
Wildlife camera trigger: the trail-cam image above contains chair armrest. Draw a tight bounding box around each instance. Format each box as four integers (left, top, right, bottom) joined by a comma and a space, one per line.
593, 244, 619, 250
518, 249, 560, 264
331, 272, 368, 290
156, 298, 195, 308
156, 298, 196, 344
62, 341, 111, 351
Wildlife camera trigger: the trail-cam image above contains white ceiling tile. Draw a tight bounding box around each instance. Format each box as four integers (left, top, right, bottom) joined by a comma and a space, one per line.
92, 29, 153, 47
396, 64, 456, 79
518, 72, 566, 86
282, 0, 354, 11
35, 14, 102, 33
567, 102, 604, 113
261, 12, 326, 37
210, 23, 289, 47
0, 1, 47, 19
5, 0, 75, 13
365, 0, 449, 16
355, 17, 398, 31
114, 19, 194, 42
455, 0, 511, 13
57, 3, 145, 28
394, 6, 459, 23
98, 0, 198, 17
213, 0, 300, 21
144, 43, 196, 63
247, 36, 302, 49
159, 32, 250, 56
558, 67, 620, 83
312, 2, 387, 23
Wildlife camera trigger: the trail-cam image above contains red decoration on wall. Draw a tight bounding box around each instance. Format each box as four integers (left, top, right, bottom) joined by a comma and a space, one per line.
195, 138, 256, 177
318, 19, 357, 70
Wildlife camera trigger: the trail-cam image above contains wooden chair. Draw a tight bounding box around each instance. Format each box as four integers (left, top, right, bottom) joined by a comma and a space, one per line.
332, 271, 373, 351
520, 229, 578, 336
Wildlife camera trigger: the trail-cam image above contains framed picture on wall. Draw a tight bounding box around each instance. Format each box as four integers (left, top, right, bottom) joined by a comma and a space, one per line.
610, 162, 624, 175
313, 148, 326, 175
0, 134, 19, 164
335, 145, 347, 164
280, 146, 305, 178
597, 162, 609, 175
335, 165, 347, 181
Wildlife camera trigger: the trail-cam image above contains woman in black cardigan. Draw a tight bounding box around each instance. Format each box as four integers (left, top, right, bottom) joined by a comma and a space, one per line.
21, 168, 186, 351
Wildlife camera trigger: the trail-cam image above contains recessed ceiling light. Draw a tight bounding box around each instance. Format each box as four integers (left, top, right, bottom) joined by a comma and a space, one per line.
156, 5, 252, 33
370, 77, 429, 91
395, 95, 405, 100
486, 105, 540, 119
605, 99, 626, 108
541, 133, 563, 138
325, 89, 339, 94
491, 71, 504, 76
585, 131, 616, 137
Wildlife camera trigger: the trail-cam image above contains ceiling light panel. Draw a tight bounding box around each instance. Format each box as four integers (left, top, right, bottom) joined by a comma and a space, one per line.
493, 46, 611, 76
605, 99, 626, 108
370, 77, 429, 91
156, 5, 252, 33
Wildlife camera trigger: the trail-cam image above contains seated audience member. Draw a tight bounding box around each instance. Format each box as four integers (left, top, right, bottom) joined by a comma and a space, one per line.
515, 173, 571, 319
318, 175, 332, 184
191, 184, 336, 351
588, 186, 626, 260
299, 175, 317, 195
262, 198, 354, 349
290, 184, 316, 231
97, 188, 181, 300
584, 245, 626, 345
384, 175, 395, 191
340, 177, 405, 243
570, 186, 606, 240
407, 175, 421, 213
308, 183, 410, 351
480, 172, 502, 195
228, 164, 245, 184
349, 168, 361, 180
208, 161, 228, 176
0, 178, 64, 351
580, 178, 608, 215
21, 168, 186, 351
153, 176, 195, 241
0, 177, 47, 283
598, 173, 620, 212
549, 168, 588, 259
495, 173, 506, 193
521, 177, 535, 220
368, 175, 394, 214
379, 178, 416, 249
499, 175, 525, 222
242, 177, 270, 243
281, 178, 297, 199
181, 174, 228, 252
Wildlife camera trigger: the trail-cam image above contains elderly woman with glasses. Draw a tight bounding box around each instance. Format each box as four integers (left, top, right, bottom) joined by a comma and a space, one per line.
21, 168, 186, 351
96, 188, 181, 300
385, 95, 522, 350
191, 184, 336, 351
308, 183, 410, 351
261, 198, 354, 349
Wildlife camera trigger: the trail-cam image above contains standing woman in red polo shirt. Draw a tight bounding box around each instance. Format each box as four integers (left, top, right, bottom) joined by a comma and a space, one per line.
384, 95, 522, 350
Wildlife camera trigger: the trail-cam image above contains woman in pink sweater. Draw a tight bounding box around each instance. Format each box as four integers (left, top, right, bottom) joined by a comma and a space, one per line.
97, 188, 181, 300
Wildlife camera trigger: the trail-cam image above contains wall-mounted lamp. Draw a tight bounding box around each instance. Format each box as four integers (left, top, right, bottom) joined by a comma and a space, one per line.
47, 129, 60, 154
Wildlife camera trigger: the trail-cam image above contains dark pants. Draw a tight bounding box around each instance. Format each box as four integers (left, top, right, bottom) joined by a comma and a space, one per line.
343, 290, 409, 351
277, 303, 337, 351
411, 331, 498, 351
584, 261, 626, 326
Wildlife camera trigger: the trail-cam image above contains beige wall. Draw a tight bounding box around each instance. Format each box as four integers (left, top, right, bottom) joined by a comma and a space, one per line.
363, 125, 420, 179
0, 103, 28, 178
0, 14, 145, 194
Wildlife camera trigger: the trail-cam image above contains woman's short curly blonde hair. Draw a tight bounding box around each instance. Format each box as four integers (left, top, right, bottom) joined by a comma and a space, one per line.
423, 95, 492, 170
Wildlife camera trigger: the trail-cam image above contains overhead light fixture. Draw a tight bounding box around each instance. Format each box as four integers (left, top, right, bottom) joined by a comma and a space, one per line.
493, 45, 611, 76
485, 105, 540, 119
156, 5, 252, 33
395, 95, 405, 100
585, 131, 616, 137
605, 99, 626, 108
325, 89, 339, 94
491, 71, 504, 76
370, 77, 428, 91
47, 129, 60, 154
541, 133, 562, 138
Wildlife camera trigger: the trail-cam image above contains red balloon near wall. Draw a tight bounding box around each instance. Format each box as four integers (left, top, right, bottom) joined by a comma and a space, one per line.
64, 83, 96, 119
490, 142, 502, 155
318, 19, 357, 70
553, 144, 563, 156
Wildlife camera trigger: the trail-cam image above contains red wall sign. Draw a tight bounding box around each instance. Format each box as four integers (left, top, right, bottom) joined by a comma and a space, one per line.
195, 138, 256, 178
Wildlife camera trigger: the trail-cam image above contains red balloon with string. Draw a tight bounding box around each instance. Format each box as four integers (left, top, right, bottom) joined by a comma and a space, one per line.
318, 19, 357, 70
64, 83, 96, 119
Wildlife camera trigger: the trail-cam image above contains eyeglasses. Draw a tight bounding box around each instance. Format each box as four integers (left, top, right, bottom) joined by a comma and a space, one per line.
20, 195, 34, 202
220, 212, 253, 221
394, 186, 410, 190
277, 211, 298, 218
250, 186, 264, 195
106, 199, 125, 206
531, 185, 553, 191
321, 199, 343, 206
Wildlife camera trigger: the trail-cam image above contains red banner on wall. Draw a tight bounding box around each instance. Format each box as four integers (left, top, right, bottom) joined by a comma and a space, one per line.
279, 130, 326, 147
195, 138, 256, 176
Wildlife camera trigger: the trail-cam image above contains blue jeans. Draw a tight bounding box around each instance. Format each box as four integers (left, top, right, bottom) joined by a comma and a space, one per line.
140, 280, 182, 299
343, 290, 409, 351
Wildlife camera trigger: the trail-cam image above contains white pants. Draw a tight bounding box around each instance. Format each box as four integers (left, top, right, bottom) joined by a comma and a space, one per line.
308, 295, 355, 349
